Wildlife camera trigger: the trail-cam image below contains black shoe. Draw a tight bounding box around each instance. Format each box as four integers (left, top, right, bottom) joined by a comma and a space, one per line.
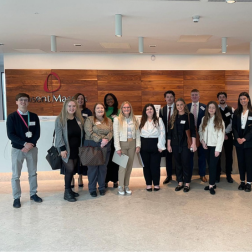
78, 184, 83, 188
209, 187, 215, 195
204, 185, 216, 190
113, 182, 118, 188
238, 182, 245, 190
90, 191, 97, 197
99, 190, 106, 196
105, 183, 108, 188
154, 187, 160, 191
30, 194, 43, 203
226, 176, 233, 183
146, 188, 152, 192
64, 189, 76, 202
13, 198, 21, 208
71, 190, 79, 197
175, 184, 184, 191
71, 185, 74, 188
163, 176, 172, 184
245, 183, 251, 192
183, 186, 190, 192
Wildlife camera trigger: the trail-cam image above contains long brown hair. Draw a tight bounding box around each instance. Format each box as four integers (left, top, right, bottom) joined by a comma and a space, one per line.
139, 103, 159, 130
73, 93, 87, 110
58, 98, 84, 127
170, 98, 190, 129
93, 103, 109, 125
118, 101, 139, 130
201, 101, 224, 132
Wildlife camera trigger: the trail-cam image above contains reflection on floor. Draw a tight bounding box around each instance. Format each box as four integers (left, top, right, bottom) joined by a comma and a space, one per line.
1, 174, 251, 251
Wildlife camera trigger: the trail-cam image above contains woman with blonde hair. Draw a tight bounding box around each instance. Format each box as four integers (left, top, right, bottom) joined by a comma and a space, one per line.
84, 103, 113, 197
167, 98, 197, 192
55, 98, 84, 202
113, 101, 141, 195
199, 101, 225, 195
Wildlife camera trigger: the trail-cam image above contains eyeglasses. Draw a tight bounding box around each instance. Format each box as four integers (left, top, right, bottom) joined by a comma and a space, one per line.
18, 99, 29, 102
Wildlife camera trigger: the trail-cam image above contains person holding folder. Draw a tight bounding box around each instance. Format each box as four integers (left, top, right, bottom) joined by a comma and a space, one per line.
113, 101, 141, 195
139, 104, 166, 191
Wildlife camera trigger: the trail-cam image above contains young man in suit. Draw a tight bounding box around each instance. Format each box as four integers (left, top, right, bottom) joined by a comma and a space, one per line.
187, 89, 207, 182
159, 90, 175, 184
7, 93, 42, 208
217, 92, 235, 183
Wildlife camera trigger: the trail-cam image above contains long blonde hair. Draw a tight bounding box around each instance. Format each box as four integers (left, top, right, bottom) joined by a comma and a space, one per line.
58, 98, 84, 126
170, 98, 190, 129
118, 101, 139, 130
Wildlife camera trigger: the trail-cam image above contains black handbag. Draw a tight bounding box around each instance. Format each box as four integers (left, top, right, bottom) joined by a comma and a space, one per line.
46, 131, 62, 170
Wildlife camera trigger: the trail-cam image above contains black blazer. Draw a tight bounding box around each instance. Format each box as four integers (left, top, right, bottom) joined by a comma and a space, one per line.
187, 103, 206, 130
159, 105, 172, 133
232, 109, 252, 149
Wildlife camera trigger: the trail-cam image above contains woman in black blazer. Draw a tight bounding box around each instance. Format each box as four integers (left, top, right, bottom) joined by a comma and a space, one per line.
232, 92, 252, 192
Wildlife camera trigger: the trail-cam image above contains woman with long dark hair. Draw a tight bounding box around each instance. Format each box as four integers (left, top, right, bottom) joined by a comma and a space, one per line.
104, 93, 120, 188
55, 98, 84, 202
167, 98, 197, 192
72, 93, 92, 187
139, 103, 166, 191
199, 101, 225, 195
84, 103, 113, 197
232, 92, 252, 192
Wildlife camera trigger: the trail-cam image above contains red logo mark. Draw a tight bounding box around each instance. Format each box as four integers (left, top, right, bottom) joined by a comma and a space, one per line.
44, 72, 61, 92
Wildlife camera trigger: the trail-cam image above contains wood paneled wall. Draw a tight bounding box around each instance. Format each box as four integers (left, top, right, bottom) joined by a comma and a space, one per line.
5, 70, 249, 116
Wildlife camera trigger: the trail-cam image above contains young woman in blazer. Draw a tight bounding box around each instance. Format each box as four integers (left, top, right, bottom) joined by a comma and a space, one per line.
232, 92, 252, 192
55, 98, 84, 202
167, 98, 197, 192
84, 103, 113, 197
139, 103, 166, 191
113, 101, 141, 195
199, 101, 225, 195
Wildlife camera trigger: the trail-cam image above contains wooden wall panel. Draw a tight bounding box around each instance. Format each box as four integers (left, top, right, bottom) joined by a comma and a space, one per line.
5, 69, 249, 116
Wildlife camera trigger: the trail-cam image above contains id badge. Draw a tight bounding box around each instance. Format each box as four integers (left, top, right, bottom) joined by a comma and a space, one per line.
25, 131, 32, 138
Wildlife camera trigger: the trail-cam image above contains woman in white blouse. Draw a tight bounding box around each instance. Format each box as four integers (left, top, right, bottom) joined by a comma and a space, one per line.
232, 92, 252, 192
113, 101, 141, 195
139, 103, 166, 191
199, 101, 225, 195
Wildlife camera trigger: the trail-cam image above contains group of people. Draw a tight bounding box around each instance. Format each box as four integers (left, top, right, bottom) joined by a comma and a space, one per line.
6, 89, 252, 208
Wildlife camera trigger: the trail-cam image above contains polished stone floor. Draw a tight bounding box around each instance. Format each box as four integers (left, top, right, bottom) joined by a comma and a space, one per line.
0, 173, 251, 251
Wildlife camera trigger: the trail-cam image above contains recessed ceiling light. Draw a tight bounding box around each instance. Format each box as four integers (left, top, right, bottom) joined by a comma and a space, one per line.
226, 0, 236, 3
0, 43, 4, 46
74, 44, 82, 46
34, 12, 39, 14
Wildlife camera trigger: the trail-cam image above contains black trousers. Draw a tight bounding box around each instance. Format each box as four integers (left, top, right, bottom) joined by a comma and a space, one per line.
165, 149, 173, 177
205, 146, 220, 186
140, 137, 161, 186
236, 147, 252, 182
217, 134, 233, 178
172, 145, 191, 183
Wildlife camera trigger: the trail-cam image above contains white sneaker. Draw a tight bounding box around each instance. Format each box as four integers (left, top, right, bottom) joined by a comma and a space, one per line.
118, 186, 125, 195
125, 186, 132, 195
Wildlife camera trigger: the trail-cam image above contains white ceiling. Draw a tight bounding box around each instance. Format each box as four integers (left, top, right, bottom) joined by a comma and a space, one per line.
0, 0, 252, 64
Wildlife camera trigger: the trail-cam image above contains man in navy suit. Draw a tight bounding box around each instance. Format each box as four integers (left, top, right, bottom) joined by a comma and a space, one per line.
187, 89, 207, 182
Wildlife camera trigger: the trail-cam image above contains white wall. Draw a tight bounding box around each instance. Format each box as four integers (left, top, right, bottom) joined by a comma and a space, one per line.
4, 53, 249, 70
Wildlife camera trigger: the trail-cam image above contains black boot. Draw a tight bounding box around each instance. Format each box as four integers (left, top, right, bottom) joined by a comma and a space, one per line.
64, 189, 76, 202
71, 189, 79, 197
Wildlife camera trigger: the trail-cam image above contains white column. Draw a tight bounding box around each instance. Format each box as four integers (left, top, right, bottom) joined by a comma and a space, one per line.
249, 42, 252, 97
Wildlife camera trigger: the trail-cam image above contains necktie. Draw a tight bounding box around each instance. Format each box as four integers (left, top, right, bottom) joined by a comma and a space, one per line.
167, 106, 171, 131
193, 103, 197, 127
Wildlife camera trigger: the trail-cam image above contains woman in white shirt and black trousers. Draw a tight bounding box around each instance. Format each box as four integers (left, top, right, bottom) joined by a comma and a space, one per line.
139, 104, 166, 191
199, 101, 225, 195
232, 92, 252, 192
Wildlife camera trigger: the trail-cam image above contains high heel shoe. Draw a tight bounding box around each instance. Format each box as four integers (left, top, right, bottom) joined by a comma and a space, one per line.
78, 176, 83, 187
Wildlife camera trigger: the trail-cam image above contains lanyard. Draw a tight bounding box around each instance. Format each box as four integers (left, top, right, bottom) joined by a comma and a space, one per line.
17, 110, 30, 130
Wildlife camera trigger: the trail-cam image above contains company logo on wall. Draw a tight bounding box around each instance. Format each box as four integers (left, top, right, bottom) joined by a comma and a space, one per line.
30, 72, 71, 103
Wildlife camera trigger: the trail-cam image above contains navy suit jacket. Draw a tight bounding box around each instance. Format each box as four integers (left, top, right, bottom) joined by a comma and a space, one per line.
187, 102, 206, 130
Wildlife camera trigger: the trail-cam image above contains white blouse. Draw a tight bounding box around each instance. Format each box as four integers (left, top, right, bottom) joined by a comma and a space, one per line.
140, 117, 166, 150
241, 110, 248, 129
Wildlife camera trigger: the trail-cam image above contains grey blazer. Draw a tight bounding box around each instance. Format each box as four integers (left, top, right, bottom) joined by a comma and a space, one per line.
55, 116, 84, 163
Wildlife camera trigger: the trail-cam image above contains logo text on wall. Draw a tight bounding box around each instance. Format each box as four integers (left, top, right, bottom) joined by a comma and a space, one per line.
30, 72, 71, 103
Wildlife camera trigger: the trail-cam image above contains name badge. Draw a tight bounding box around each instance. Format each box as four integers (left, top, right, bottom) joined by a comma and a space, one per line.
30, 121, 36, 126
95, 121, 101, 125
25, 131, 32, 138
225, 112, 231, 117
180, 120, 186, 124
248, 116, 252, 121
82, 113, 88, 117
200, 106, 205, 111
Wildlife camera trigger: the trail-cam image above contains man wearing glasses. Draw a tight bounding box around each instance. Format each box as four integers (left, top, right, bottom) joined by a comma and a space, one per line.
7, 93, 42, 208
